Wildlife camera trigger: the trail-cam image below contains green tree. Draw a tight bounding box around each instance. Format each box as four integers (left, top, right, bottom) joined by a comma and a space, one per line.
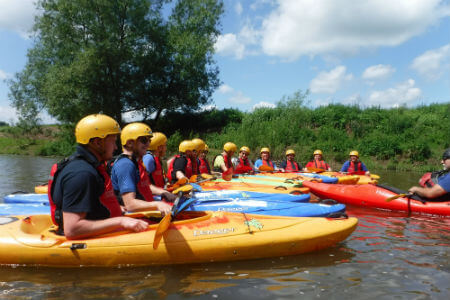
8, 0, 223, 125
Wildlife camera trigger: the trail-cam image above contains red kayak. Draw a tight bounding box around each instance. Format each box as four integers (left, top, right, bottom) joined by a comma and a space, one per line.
302, 181, 450, 216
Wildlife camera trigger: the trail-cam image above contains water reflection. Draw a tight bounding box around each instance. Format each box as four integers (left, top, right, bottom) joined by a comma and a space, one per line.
0, 155, 59, 199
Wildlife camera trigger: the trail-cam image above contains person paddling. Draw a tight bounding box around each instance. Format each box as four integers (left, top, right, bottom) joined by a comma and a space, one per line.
340, 151, 370, 176
111, 123, 173, 214
48, 114, 148, 239
254, 147, 276, 171
279, 149, 302, 172
408, 149, 450, 201
304, 149, 331, 171
233, 146, 255, 174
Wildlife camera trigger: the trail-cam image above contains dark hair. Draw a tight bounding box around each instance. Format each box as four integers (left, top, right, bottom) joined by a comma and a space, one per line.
442, 148, 450, 160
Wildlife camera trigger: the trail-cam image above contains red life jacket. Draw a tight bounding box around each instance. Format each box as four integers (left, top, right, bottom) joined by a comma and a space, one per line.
347, 161, 362, 173
285, 160, 300, 172
113, 154, 154, 202
262, 159, 275, 168
213, 154, 233, 172
419, 170, 449, 188
167, 155, 197, 182
48, 154, 122, 227
147, 153, 165, 188
198, 157, 211, 174
235, 158, 253, 174
306, 159, 329, 170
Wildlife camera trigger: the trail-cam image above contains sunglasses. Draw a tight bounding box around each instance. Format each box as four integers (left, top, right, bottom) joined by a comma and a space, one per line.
138, 136, 150, 144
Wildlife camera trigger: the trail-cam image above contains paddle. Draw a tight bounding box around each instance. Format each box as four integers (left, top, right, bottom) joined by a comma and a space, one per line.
166, 177, 189, 192
306, 167, 325, 173
153, 193, 199, 250
153, 192, 181, 249
385, 193, 412, 202
258, 165, 274, 172
222, 168, 233, 181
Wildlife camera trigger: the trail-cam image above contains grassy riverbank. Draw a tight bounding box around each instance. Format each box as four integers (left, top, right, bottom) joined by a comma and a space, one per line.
1, 101, 449, 173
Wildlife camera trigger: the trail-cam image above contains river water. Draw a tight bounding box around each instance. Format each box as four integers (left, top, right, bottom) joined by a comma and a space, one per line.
0, 154, 449, 299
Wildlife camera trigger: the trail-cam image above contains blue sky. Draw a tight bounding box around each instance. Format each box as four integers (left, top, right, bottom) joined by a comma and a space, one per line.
1, 0, 450, 124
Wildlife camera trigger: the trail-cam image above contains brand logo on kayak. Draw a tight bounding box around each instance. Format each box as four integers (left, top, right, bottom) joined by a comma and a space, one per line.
193, 227, 235, 236
217, 207, 245, 212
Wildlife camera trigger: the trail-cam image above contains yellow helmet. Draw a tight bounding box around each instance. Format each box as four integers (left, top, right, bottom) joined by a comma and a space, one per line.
148, 132, 167, 151
349, 150, 359, 157
313, 149, 323, 155
240, 146, 250, 154
120, 123, 153, 146
192, 138, 206, 152
286, 149, 295, 156
75, 114, 120, 144
179, 140, 196, 153
204, 144, 209, 152
260, 147, 270, 154
223, 142, 237, 153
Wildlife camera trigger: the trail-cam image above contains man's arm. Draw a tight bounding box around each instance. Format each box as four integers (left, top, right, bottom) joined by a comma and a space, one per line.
121, 192, 172, 214
63, 211, 148, 240
408, 184, 447, 199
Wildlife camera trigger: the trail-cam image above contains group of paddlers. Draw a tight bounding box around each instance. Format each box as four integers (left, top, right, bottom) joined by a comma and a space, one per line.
47, 114, 450, 240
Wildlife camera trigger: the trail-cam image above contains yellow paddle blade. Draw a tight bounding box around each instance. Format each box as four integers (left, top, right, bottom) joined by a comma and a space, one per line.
153, 213, 172, 250
385, 193, 406, 202
306, 167, 325, 173
201, 173, 214, 179
172, 185, 193, 194
126, 211, 162, 219
258, 165, 274, 172
370, 174, 381, 180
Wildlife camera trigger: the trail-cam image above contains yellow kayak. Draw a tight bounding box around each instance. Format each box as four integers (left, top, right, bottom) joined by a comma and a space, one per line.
35, 184, 48, 194
0, 211, 357, 267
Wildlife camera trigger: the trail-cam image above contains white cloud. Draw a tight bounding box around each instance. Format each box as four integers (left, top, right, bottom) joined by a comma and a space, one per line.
0, 105, 58, 125
0, 105, 17, 124
261, 0, 450, 60
0, 0, 37, 38
309, 66, 353, 94
252, 101, 276, 110
411, 43, 450, 80
217, 84, 252, 104
215, 33, 246, 59
229, 91, 252, 104
368, 79, 422, 107
0, 69, 12, 80
362, 64, 395, 81
218, 84, 234, 94
235, 2, 243, 15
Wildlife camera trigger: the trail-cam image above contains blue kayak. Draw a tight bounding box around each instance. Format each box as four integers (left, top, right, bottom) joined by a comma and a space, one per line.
183, 198, 345, 217
191, 190, 310, 203
3, 193, 48, 204
1, 196, 345, 218
4, 190, 310, 205
294, 173, 338, 183
0, 203, 50, 216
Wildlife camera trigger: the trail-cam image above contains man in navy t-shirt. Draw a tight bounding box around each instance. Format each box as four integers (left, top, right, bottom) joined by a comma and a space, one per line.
409, 149, 450, 201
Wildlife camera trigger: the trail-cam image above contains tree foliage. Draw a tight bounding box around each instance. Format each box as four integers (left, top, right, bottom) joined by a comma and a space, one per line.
8, 0, 223, 125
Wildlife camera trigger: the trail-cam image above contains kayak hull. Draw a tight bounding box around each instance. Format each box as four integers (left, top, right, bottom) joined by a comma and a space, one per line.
185, 199, 346, 217
0, 212, 357, 267
3, 193, 48, 204
199, 181, 309, 194
302, 181, 450, 216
